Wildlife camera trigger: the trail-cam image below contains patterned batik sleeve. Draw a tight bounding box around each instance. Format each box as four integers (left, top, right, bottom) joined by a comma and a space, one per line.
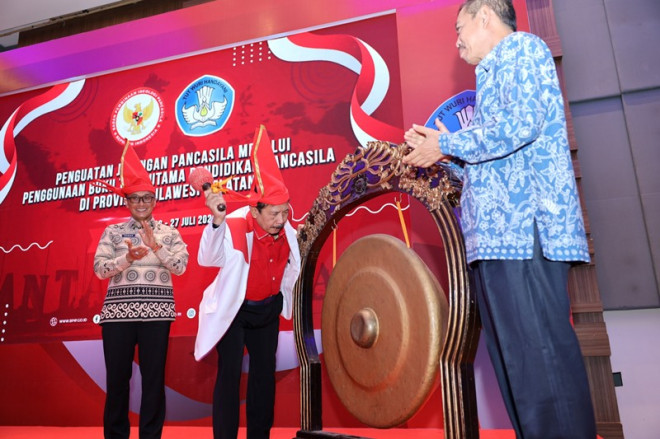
155, 227, 189, 276
440, 34, 550, 164
93, 226, 131, 279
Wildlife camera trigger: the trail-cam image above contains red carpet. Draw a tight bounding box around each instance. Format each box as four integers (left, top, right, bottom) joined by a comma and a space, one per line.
0, 427, 516, 438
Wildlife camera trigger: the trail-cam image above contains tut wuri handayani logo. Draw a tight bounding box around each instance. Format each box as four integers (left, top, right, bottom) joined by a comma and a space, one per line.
425, 90, 476, 133
176, 75, 234, 137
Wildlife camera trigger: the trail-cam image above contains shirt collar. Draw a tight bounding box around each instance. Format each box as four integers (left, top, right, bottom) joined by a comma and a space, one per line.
128, 218, 156, 229
477, 31, 516, 73
248, 215, 285, 241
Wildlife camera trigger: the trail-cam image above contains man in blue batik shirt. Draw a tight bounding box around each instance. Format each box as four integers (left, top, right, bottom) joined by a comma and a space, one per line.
404, 0, 597, 437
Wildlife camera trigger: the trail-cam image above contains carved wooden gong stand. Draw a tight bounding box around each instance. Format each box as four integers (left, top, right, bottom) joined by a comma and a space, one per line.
293, 141, 479, 439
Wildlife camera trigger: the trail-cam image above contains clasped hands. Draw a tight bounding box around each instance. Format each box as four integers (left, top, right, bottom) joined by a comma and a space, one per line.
403, 119, 452, 168
126, 220, 158, 263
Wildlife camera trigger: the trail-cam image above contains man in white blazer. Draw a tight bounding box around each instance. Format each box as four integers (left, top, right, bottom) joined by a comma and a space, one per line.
194, 125, 301, 439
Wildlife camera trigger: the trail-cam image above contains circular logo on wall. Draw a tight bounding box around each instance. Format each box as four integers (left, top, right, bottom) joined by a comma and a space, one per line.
111, 88, 164, 145
176, 75, 234, 137
425, 89, 476, 133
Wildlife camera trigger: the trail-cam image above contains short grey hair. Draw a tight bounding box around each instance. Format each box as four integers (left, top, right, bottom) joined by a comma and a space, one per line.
459, 0, 517, 32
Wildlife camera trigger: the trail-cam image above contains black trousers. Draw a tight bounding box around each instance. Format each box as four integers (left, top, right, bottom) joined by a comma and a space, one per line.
470, 232, 597, 438
213, 293, 283, 439
102, 321, 171, 439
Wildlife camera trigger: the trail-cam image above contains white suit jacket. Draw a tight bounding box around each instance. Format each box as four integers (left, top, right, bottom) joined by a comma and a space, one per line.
194, 206, 301, 361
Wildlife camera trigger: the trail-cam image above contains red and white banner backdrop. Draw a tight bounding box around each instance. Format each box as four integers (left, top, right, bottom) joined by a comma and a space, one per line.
0, 13, 450, 427
0, 14, 404, 344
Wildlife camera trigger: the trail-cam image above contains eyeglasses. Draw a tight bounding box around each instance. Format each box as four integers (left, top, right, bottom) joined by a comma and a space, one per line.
126, 195, 156, 204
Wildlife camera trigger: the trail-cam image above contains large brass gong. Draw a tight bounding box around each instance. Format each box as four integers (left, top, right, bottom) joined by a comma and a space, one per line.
321, 234, 449, 428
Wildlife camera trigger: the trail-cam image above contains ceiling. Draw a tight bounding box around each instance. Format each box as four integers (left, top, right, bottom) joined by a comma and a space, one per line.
0, 0, 210, 52
0, 0, 142, 50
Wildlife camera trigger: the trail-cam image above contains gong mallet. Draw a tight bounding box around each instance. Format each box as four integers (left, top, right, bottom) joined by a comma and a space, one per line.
188, 167, 227, 212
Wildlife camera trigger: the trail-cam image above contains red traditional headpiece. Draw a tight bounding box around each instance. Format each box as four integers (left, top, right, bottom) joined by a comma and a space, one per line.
93, 138, 155, 197
188, 125, 288, 206
247, 125, 289, 206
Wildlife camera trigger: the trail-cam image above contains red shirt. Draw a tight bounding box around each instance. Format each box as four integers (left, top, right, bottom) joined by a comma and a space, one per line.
244, 216, 290, 301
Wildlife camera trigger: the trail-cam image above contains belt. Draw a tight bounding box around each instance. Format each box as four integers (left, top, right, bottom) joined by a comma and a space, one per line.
243, 292, 280, 306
